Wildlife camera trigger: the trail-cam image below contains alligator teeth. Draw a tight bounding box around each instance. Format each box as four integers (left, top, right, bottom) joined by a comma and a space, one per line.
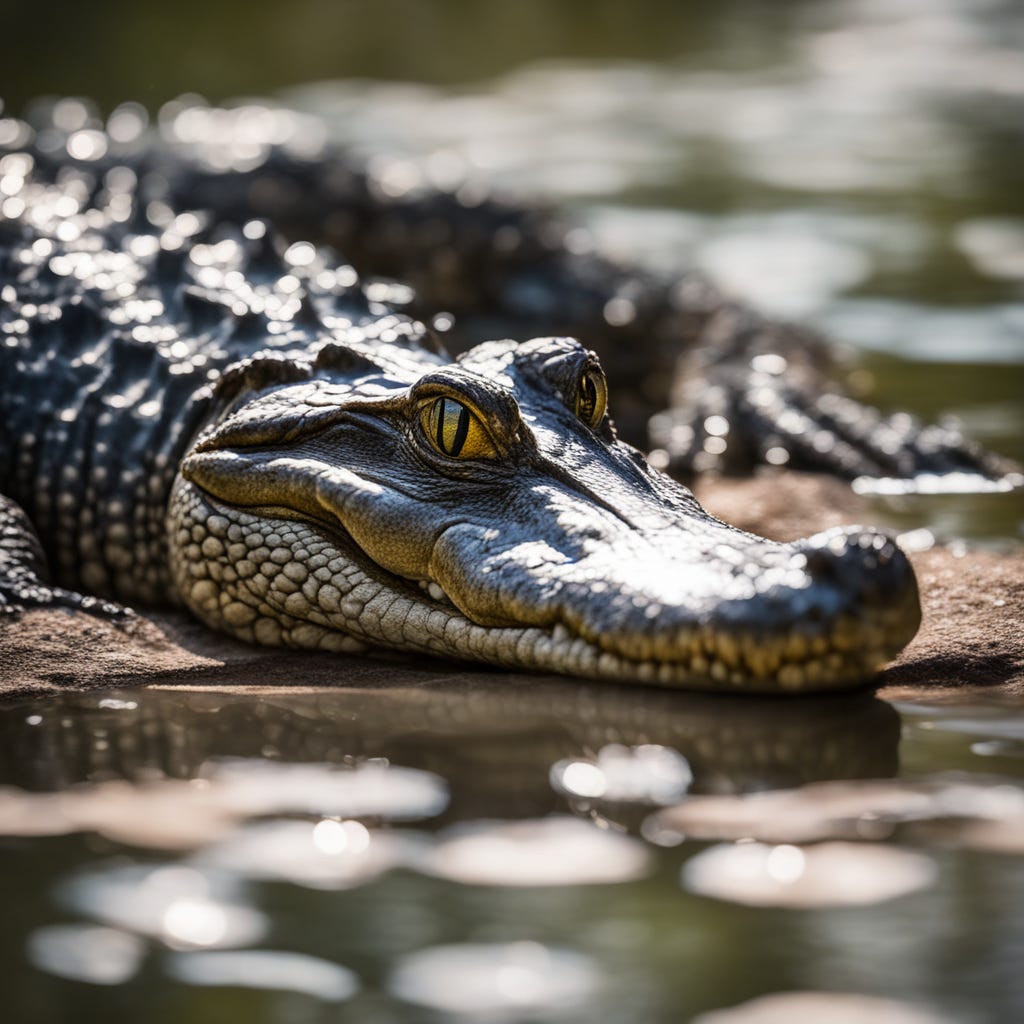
552, 623, 570, 644
427, 582, 446, 602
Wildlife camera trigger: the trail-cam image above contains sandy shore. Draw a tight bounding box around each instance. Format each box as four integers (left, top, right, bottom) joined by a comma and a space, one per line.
1, 474, 1020, 701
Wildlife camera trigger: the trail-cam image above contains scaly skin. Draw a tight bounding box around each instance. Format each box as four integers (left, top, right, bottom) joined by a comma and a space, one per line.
0, 96, 978, 693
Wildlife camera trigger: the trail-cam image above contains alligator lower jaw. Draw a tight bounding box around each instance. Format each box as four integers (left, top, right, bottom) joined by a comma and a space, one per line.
465, 620, 908, 694
407, 585, 919, 692
563, 602, 920, 692
344, 599, 915, 693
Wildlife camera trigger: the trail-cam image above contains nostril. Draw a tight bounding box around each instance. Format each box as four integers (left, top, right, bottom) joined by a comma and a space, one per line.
797, 527, 906, 587
802, 545, 839, 583
797, 528, 859, 580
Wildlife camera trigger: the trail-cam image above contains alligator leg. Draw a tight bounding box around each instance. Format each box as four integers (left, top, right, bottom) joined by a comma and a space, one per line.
0, 496, 128, 619
647, 306, 1018, 486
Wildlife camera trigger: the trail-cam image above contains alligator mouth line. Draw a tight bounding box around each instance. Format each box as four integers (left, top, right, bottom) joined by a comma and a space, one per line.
381, 564, 915, 693
546, 612, 914, 691
368, 602, 912, 693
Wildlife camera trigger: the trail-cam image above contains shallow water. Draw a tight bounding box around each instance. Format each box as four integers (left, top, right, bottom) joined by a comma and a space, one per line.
3, 0, 1023, 1021
1, 684, 1022, 1023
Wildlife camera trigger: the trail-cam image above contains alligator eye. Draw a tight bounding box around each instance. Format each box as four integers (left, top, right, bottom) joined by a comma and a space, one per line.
421, 397, 496, 459
574, 366, 608, 429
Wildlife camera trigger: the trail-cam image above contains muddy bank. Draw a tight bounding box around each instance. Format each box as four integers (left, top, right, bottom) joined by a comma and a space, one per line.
1, 474, 1020, 701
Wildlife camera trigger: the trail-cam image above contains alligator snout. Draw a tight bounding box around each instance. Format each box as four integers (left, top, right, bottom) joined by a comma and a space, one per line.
582, 523, 921, 691
681, 525, 922, 691
432, 504, 921, 692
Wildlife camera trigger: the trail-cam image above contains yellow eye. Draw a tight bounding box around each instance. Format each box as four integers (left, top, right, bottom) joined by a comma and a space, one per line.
574, 366, 608, 429
421, 397, 497, 459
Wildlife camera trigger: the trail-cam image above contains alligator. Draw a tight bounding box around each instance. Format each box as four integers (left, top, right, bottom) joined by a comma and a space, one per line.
0, 99, 1013, 693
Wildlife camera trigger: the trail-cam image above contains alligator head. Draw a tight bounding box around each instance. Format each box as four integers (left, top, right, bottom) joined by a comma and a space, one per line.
169, 336, 920, 692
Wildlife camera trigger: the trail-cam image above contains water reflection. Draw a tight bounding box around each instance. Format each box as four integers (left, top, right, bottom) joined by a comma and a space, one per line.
167, 950, 359, 1002
692, 991, 952, 1024
653, 777, 1024, 853
0, 759, 448, 851
3, 681, 1017, 1020
0, 683, 913, 1020
58, 863, 267, 950
196, 819, 409, 889
389, 941, 599, 1016
0, 681, 901, 808
550, 743, 693, 805
201, 758, 449, 820
681, 841, 937, 908
415, 817, 651, 887
27, 924, 145, 986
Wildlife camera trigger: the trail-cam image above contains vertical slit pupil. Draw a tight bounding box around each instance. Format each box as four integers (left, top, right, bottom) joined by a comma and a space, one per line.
579, 375, 596, 421
436, 398, 470, 456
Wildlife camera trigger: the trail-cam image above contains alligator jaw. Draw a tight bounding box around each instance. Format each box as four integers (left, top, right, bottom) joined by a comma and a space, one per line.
170, 467, 920, 693
169, 336, 921, 693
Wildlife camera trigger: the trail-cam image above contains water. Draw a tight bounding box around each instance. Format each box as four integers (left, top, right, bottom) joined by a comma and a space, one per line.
1, 685, 1022, 1022
3, 0, 1023, 1021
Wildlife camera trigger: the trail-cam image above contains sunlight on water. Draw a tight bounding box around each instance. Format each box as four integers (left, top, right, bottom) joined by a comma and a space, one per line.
389, 941, 599, 1015
196, 818, 409, 889
416, 817, 651, 886
0, 676, 1021, 1020
695, 228, 871, 319
0, 756, 449, 850
854, 470, 1024, 496
692, 990, 953, 1024
288, 2, 1024, 209
27, 924, 146, 986
681, 841, 937, 907
167, 950, 359, 1002
58, 863, 267, 949
955, 218, 1024, 282
550, 743, 693, 804
201, 757, 450, 819
818, 301, 1024, 366
654, 777, 1024, 851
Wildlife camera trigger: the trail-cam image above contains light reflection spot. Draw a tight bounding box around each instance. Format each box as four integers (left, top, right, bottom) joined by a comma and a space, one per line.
168, 950, 360, 1002
312, 818, 371, 856
682, 841, 936, 907
693, 990, 953, 1024
551, 744, 692, 805
27, 924, 145, 986
765, 844, 805, 884
558, 761, 607, 798
390, 942, 598, 1015
162, 899, 228, 948
418, 816, 650, 886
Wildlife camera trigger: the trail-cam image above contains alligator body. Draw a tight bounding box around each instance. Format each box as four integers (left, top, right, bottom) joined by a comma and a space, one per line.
5, 98, 1011, 692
